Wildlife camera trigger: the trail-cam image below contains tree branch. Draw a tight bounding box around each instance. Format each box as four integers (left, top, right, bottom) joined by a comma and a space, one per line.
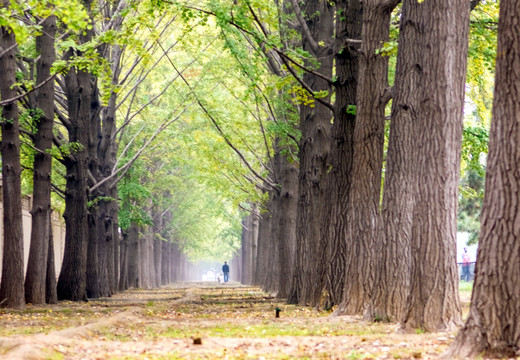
287, 0, 320, 54
0, 71, 63, 106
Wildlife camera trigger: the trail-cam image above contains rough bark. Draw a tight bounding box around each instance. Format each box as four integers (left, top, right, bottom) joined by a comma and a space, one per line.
376, 0, 422, 322
288, 0, 334, 306
262, 192, 277, 292
337, 0, 397, 318
56, 56, 91, 301
321, 0, 362, 309
45, 212, 58, 304
25, 15, 56, 305
276, 150, 298, 299
56, 0, 94, 301
444, 0, 520, 356
0, 16, 25, 309
86, 4, 123, 299
400, 0, 469, 331
97, 41, 123, 295
86, 207, 100, 298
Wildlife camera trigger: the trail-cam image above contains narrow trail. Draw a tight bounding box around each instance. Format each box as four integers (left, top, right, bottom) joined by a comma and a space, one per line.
0, 282, 459, 359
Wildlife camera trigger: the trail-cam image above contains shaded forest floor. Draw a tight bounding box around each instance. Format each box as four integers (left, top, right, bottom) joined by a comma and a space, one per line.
0, 282, 474, 360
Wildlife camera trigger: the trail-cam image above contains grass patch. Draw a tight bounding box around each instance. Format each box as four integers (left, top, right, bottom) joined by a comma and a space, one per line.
459, 281, 473, 294
142, 320, 392, 340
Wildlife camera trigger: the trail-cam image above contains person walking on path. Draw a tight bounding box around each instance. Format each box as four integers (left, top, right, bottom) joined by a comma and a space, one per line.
462, 247, 471, 281
222, 262, 230, 282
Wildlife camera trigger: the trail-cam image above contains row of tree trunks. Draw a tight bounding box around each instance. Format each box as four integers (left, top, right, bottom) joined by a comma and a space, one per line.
241, 162, 298, 297
119, 222, 189, 291
85, 6, 124, 300
242, 0, 472, 336
240, 207, 259, 285
0, 0, 212, 307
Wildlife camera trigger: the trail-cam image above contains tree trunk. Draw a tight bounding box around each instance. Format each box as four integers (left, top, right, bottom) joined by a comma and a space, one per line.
0, 16, 25, 309
127, 223, 140, 288
111, 202, 120, 292
161, 240, 170, 285
288, 0, 334, 306
168, 242, 179, 283
119, 232, 128, 291
146, 224, 155, 288
337, 0, 397, 317
276, 149, 298, 299
100, 34, 122, 298
400, 0, 469, 331
97, 201, 112, 296
153, 212, 162, 288
139, 225, 151, 289
376, 0, 422, 322
320, 0, 362, 309
57, 59, 91, 301
444, 0, 520, 356
241, 216, 253, 284
25, 15, 56, 305
250, 204, 259, 283
254, 202, 271, 287
86, 208, 100, 298
231, 253, 241, 282
173, 247, 179, 282
56, 0, 94, 301
46, 212, 58, 304
263, 189, 278, 293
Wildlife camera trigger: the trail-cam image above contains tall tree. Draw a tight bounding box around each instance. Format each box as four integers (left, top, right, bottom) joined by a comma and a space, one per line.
316, 0, 362, 308
336, 0, 397, 316
288, 0, 334, 306
369, 0, 421, 322
25, 15, 56, 305
0, 0, 25, 309
445, 0, 520, 355
56, 6, 94, 300
399, 0, 470, 331
274, 144, 298, 298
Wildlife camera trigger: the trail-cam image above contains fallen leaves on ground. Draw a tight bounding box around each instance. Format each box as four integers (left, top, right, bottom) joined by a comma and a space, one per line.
0, 282, 467, 359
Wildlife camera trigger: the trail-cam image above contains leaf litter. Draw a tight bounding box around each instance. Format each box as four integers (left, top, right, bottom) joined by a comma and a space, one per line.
0, 282, 470, 359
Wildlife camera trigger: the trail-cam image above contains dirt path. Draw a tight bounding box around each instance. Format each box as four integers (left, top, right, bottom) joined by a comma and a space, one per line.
0, 282, 464, 359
